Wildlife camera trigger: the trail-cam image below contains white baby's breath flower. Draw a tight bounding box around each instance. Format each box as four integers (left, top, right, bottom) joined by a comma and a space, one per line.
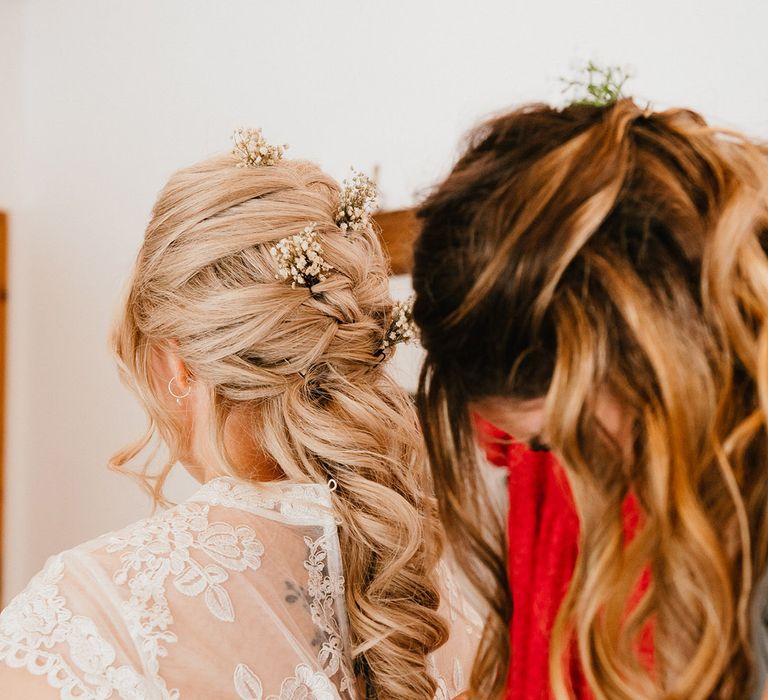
380, 297, 418, 352
336, 168, 378, 233
232, 127, 288, 167
270, 224, 334, 289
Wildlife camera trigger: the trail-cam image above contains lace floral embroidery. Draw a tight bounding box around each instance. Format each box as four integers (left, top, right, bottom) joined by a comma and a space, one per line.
0, 555, 149, 700
452, 657, 465, 693
433, 678, 450, 700
274, 663, 338, 700
426, 654, 450, 700
199, 478, 280, 512
106, 502, 265, 695
234, 662, 263, 699
234, 662, 338, 700
437, 559, 484, 636
195, 477, 334, 523
303, 534, 353, 693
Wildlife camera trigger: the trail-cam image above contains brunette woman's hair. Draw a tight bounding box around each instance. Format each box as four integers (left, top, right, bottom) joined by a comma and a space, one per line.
111, 155, 448, 698
413, 98, 768, 699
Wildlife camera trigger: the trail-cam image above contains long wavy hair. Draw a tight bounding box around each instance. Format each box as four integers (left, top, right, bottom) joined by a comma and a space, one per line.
412, 99, 768, 699
110, 154, 448, 698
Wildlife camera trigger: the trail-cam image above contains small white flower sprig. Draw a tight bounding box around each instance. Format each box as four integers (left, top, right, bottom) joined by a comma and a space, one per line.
270, 224, 334, 289
380, 297, 418, 353
336, 168, 378, 233
232, 128, 288, 167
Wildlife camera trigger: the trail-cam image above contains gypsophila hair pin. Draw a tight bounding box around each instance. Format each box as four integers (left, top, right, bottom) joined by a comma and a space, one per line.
561, 61, 632, 107
336, 169, 378, 233
270, 224, 334, 289
232, 127, 288, 167
380, 297, 418, 352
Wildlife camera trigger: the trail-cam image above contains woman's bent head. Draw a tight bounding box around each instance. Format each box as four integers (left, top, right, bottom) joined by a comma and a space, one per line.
414, 99, 768, 699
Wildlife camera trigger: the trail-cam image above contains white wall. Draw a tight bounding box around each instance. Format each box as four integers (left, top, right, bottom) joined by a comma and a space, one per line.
0, 1, 22, 213
1, 0, 26, 605
3, 0, 768, 601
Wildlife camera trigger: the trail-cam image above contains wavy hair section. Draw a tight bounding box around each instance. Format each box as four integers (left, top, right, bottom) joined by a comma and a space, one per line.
413, 99, 768, 698
111, 155, 448, 698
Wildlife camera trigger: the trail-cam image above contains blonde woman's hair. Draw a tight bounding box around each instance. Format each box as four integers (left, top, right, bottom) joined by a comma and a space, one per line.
110, 154, 448, 698
413, 99, 768, 698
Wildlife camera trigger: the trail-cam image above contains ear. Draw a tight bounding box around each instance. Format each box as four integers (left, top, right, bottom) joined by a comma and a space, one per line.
149, 341, 191, 394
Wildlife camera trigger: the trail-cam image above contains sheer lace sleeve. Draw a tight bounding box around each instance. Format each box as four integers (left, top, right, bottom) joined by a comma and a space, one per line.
429, 557, 484, 698
0, 551, 152, 699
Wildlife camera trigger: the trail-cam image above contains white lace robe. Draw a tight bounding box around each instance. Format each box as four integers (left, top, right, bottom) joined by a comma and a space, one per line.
0, 477, 481, 699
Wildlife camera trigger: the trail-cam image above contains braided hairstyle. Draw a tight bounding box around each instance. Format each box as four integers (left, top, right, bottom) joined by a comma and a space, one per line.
111, 154, 448, 698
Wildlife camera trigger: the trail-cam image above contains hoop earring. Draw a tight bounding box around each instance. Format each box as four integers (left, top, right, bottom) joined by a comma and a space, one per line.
168, 376, 191, 405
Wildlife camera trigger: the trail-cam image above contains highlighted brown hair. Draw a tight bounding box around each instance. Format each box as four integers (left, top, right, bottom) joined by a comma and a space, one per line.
413, 99, 768, 699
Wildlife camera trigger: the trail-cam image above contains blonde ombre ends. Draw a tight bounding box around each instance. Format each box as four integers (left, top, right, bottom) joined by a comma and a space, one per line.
414, 100, 768, 698
111, 154, 448, 698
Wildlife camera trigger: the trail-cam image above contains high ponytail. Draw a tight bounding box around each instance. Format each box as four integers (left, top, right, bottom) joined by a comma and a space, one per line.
111, 155, 448, 698
413, 99, 768, 698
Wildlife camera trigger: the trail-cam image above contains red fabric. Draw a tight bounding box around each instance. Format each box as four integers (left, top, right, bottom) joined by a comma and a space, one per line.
475, 417, 646, 700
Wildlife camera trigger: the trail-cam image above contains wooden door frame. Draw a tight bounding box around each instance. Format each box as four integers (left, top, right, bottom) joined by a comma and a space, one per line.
373, 208, 420, 275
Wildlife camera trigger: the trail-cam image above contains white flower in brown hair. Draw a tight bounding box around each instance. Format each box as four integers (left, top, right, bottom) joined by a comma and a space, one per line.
270, 224, 334, 289
232, 128, 288, 167
336, 168, 378, 233
381, 298, 418, 351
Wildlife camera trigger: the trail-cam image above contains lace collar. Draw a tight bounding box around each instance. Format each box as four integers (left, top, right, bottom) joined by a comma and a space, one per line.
189, 475, 337, 526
